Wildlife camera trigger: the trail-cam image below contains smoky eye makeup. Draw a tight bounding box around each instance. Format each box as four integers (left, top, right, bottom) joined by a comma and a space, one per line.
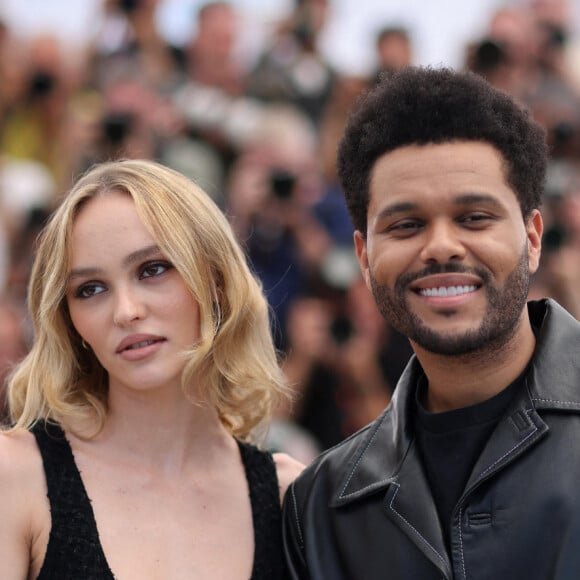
72, 280, 107, 300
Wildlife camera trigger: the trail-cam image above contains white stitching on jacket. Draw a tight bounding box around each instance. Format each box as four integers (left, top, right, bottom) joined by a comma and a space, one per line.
458, 409, 539, 579
531, 397, 580, 407
478, 409, 538, 478
388, 483, 448, 569
339, 414, 388, 497
290, 484, 304, 548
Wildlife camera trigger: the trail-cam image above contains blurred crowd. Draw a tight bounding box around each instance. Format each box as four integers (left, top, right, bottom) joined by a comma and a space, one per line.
0, 0, 579, 460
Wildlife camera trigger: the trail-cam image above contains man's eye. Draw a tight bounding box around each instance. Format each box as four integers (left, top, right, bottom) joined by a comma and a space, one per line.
140, 261, 172, 279
387, 220, 423, 235
75, 283, 106, 299
460, 213, 492, 225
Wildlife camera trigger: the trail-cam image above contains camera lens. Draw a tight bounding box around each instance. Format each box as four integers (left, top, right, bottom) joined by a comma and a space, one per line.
270, 170, 296, 200
102, 112, 134, 145
473, 39, 507, 71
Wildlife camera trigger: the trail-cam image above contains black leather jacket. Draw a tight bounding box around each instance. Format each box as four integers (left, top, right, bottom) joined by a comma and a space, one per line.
283, 300, 580, 579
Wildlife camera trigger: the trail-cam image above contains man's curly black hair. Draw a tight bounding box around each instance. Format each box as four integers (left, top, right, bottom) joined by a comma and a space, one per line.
337, 66, 548, 235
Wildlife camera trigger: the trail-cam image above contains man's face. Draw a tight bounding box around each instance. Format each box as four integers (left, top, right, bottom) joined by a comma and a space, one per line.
354, 141, 543, 356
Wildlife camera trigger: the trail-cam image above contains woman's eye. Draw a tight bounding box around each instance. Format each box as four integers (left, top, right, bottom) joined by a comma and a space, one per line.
75, 283, 106, 299
140, 261, 172, 279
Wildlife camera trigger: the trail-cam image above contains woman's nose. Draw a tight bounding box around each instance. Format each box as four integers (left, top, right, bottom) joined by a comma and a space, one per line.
112, 287, 146, 326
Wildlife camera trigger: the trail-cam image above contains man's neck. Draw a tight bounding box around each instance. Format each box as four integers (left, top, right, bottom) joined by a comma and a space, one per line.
411, 313, 537, 413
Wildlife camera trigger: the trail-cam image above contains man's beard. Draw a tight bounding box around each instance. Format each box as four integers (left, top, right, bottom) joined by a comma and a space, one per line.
369, 247, 530, 356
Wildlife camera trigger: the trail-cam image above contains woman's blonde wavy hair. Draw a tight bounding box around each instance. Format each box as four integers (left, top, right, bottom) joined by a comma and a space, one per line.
7, 159, 287, 441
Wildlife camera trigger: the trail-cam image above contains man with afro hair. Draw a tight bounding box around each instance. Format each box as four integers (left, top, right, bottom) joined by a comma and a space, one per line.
282, 66, 580, 580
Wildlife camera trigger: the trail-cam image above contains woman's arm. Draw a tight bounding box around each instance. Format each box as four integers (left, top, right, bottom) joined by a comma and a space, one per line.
0, 430, 48, 580
273, 452, 306, 505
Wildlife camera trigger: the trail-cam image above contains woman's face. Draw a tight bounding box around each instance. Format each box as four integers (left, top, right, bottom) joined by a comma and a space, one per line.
66, 190, 201, 396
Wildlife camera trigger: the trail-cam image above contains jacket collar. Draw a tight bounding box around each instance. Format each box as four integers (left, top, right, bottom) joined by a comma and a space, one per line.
330, 357, 421, 507
330, 298, 580, 507
526, 299, 580, 411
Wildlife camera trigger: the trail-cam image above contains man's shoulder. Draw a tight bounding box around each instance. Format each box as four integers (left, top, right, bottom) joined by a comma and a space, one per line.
527, 298, 580, 409
291, 408, 394, 501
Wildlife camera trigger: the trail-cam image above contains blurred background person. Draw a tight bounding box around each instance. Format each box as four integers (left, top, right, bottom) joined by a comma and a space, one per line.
374, 25, 414, 79
225, 102, 333, 347
90, 0, 180, 90
0, 0, 578, 454
0, 296, 27, 424
246, 0, 336, 127
530, 160, 580, 318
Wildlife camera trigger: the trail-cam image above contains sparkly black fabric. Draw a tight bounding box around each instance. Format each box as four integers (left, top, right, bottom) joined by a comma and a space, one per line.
32, 421, 284, 579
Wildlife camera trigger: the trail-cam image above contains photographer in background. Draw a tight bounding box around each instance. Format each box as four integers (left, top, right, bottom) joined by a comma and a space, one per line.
226, 103, 334, 347
0, 34, 74, 188
245, 0, 336, 127
89, 0, 180, 90
465, 6, 540, 99
0, 296, 27, 425
531, 160, 580, 319
466, 2, 580, 161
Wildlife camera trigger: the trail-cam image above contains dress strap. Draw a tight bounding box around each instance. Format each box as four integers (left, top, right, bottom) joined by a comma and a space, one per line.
32, 421, 114, 580
237, 439, 286, 580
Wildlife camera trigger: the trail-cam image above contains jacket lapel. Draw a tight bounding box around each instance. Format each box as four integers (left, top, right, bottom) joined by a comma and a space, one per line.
384, 442, 453, 578
466, 299, 579, 491
464, 401, 548, 494
330, 358, 452, 578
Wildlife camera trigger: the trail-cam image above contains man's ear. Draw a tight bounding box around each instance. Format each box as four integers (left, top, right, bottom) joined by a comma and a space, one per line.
354, 230, 371, 290
526, 209, 543, 274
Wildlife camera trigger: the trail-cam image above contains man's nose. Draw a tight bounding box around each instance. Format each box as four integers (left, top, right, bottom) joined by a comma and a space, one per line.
419, 220, 466, 264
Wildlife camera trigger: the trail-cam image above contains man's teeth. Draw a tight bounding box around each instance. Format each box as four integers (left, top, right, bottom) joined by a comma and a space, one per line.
127, 340, 157, 350
419, 285, 477, 297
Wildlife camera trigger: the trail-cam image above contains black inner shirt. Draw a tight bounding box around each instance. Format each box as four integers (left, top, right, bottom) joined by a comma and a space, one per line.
414, 370, 527, 551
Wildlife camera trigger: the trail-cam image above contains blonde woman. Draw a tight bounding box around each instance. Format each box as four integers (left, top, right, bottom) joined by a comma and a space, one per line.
0, 159, 303, 579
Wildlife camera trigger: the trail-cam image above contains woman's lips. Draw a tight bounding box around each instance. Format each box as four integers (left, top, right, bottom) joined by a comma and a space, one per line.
115, 334, 166, 358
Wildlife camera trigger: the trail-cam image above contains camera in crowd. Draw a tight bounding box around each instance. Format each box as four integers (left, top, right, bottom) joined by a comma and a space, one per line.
102, 111, 135, 146
269, 169, 296, 201
329, 314, 353, 345
118, 0, 140, 14
470, 38, 509, 74
27, 69, 57, 100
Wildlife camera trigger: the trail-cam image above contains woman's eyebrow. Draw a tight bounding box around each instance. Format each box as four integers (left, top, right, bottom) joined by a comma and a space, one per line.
68, 244, 162, 282
122, 244, 162, 268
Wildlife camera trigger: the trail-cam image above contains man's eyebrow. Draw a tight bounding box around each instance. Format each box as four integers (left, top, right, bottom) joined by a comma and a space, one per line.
376, 193, 504, 221
67, 244, 162, 281
376, 201, 419, 221
453, 193, 504, 209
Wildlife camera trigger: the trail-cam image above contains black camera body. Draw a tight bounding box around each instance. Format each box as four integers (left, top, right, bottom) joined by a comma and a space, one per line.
270, 170, 296, 200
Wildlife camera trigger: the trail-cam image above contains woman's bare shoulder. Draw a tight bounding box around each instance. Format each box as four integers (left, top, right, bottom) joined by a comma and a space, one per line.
0, 427, 41, 470
0, 428, 46, 499
0, 428, 48, 580
272, 452, 306, 504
